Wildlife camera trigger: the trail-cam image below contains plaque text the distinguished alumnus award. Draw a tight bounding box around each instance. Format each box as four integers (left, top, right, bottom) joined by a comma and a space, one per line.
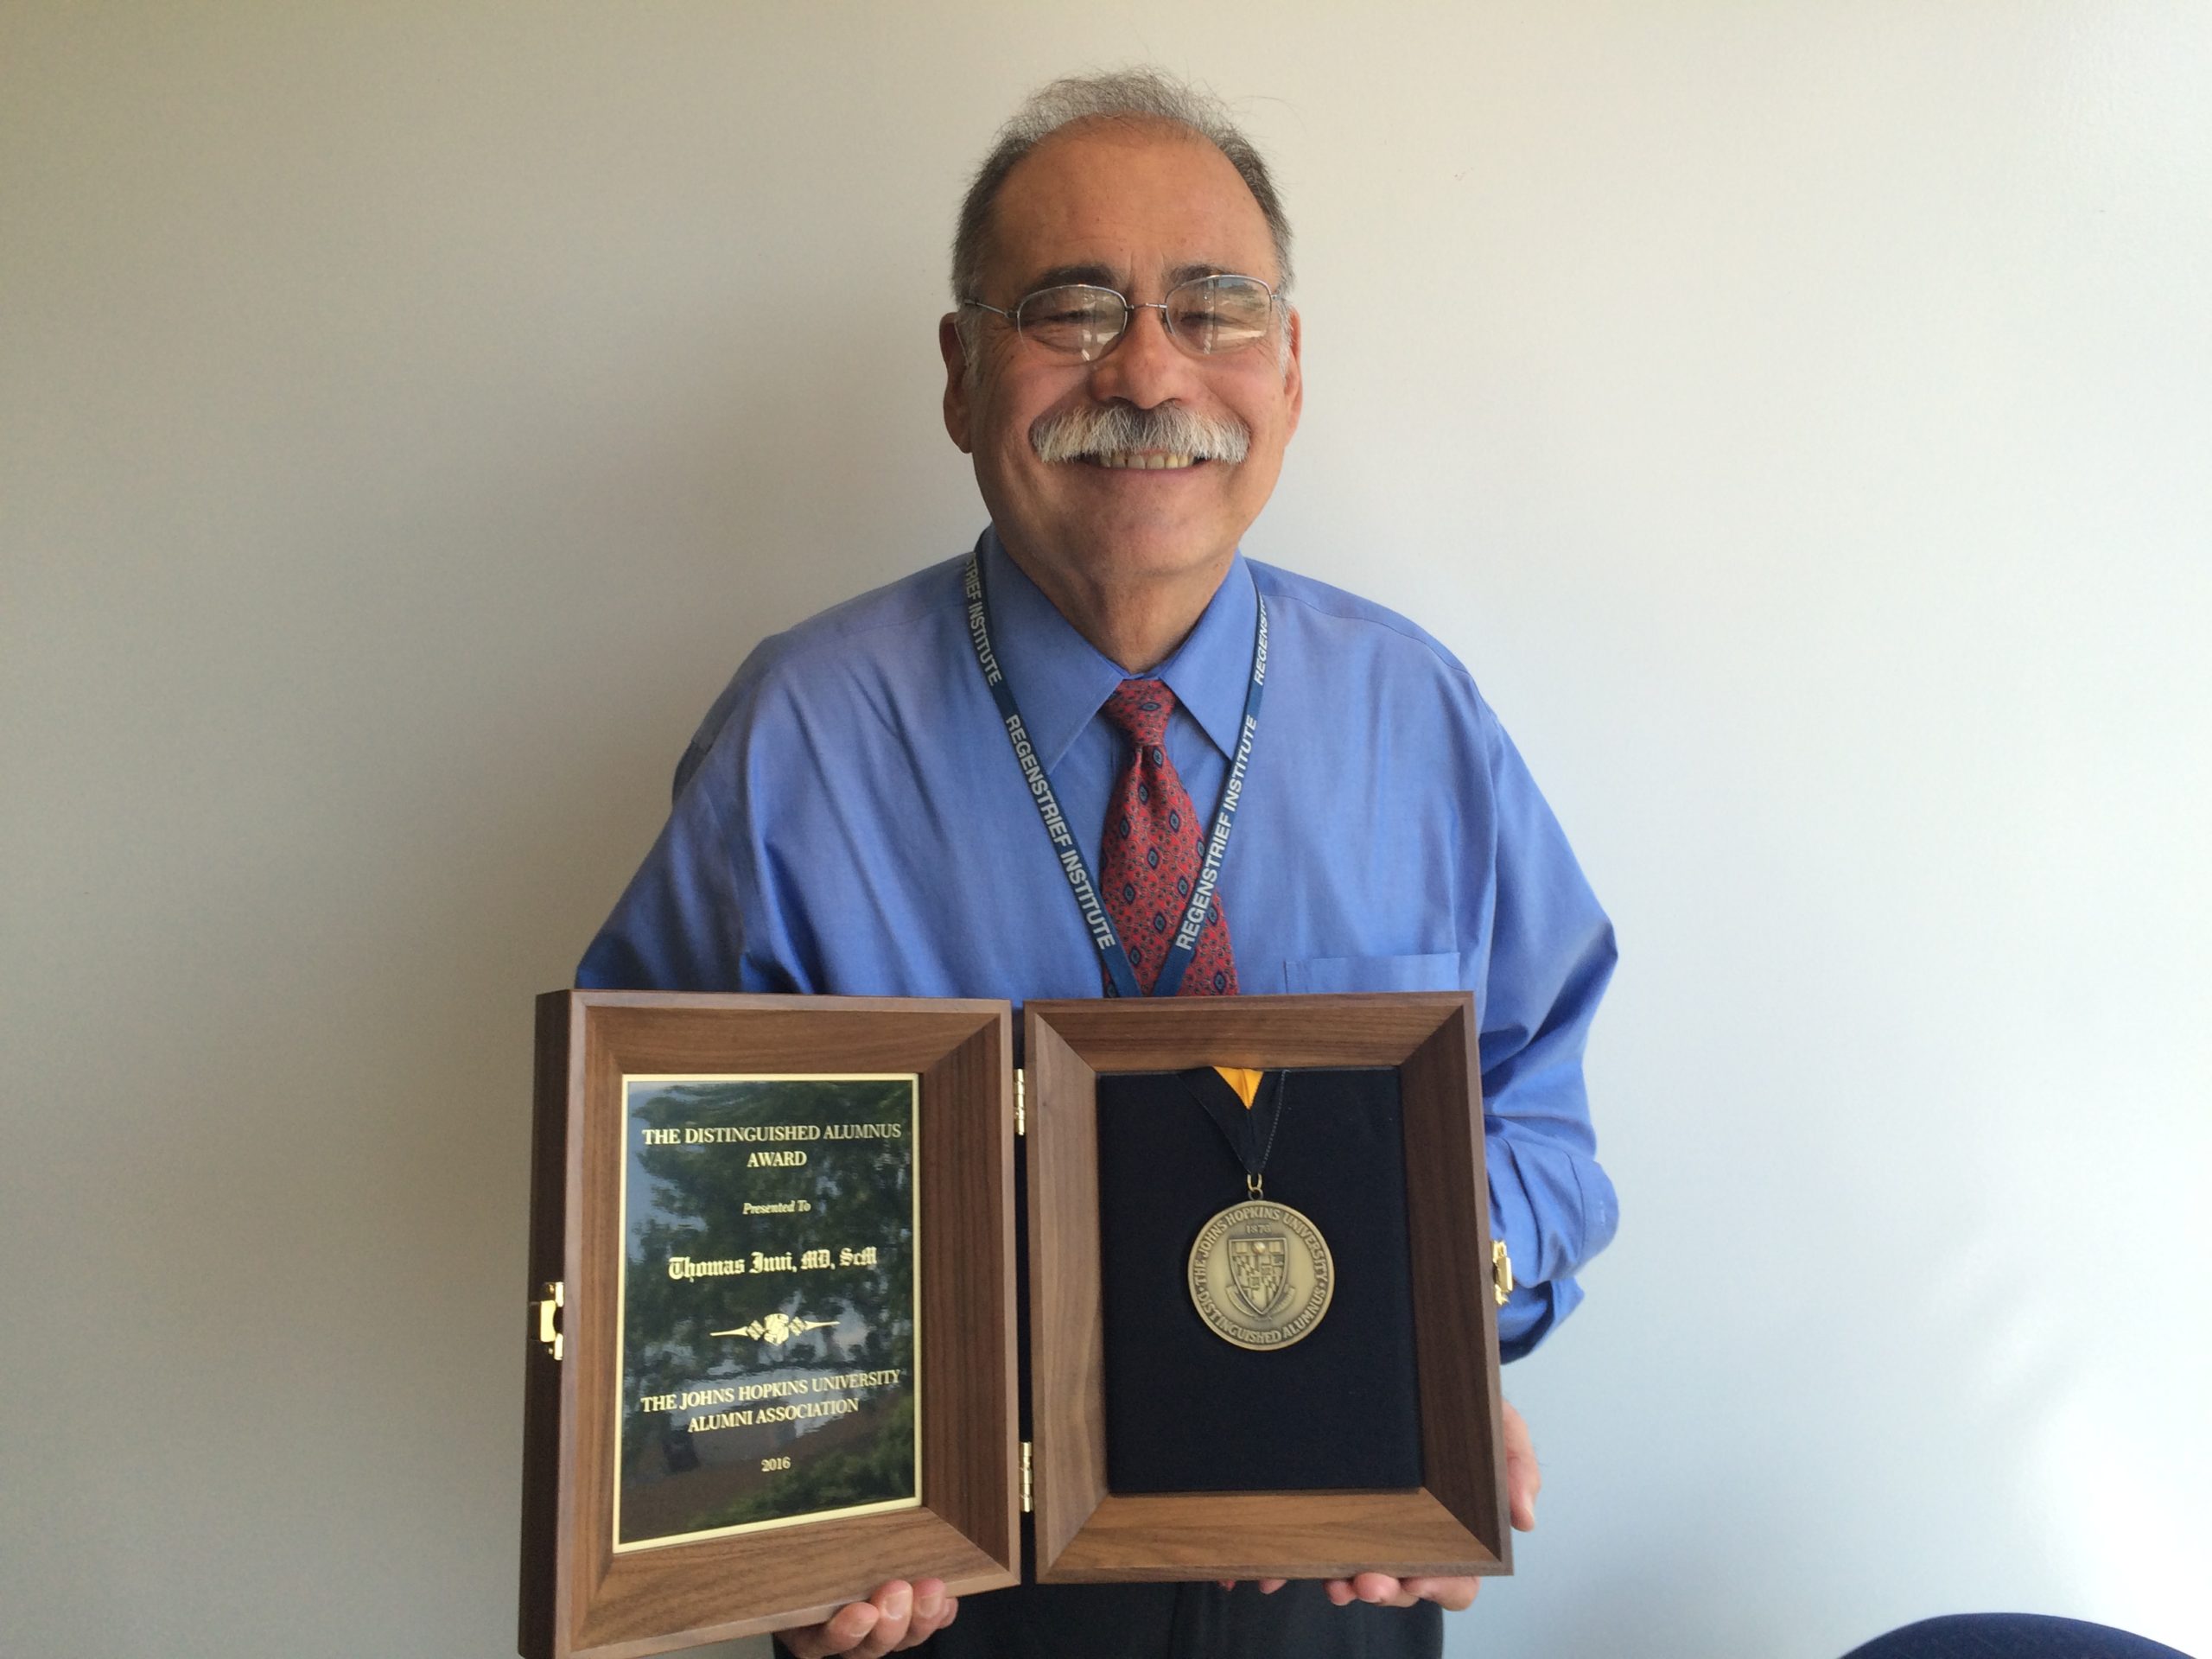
519, 993, 1014, 1659
615, 1073, 919, 1550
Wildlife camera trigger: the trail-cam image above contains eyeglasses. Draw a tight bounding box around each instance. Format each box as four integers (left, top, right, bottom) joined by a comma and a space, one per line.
961, 273, 1281, 362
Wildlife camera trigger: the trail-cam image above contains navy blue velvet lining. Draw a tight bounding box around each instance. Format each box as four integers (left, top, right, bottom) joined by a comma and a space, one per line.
1095, 1067, 1424, 1493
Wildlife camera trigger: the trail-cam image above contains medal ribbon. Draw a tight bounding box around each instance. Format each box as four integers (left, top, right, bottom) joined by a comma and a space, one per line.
963, 554, 1268, 999
1179, 1069, 1288, 1198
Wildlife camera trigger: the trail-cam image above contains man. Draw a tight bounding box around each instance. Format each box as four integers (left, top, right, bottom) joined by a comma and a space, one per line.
580, 69, 1617, 1659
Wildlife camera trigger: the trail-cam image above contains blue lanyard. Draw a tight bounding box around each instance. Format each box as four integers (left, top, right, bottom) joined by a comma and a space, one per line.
963, 555, 1268, 999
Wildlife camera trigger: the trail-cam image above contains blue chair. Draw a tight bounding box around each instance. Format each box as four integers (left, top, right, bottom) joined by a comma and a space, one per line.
1842, 1613, 2195, 1658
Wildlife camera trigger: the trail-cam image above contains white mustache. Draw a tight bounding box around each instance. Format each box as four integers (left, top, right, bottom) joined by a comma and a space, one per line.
1029, 403, 1252, 466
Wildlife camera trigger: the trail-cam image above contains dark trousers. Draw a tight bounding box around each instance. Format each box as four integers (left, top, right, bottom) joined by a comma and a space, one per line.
777, 1580, 1441, 1659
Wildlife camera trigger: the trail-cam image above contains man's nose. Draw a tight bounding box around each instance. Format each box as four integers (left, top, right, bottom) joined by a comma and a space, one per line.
1084, 303, 1196, 407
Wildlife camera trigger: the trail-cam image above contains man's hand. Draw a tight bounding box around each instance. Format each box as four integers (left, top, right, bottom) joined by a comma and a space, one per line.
1222, 1398, 1542, 1611
1502, 1395, 1540, 1531
779, 1579, 957, 1658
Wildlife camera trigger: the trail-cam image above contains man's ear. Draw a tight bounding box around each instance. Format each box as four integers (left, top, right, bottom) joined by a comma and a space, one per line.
939, 314, 975, 454
1282, 306, 1304, 439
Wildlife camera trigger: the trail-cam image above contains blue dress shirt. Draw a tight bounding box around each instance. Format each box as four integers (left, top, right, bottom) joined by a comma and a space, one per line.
580, 530, 1618, 1357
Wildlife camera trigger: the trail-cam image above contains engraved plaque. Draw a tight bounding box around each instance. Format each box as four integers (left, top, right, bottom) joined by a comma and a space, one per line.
518, 993, 1015, 1659
615, 1073, 919, 1549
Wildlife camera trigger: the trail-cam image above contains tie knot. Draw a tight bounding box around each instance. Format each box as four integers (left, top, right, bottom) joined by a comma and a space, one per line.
1103, 678, 1175, 746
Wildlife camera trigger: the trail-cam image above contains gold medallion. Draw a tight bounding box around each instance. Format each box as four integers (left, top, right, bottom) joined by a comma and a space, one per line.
1186, 1199, 1335, 1351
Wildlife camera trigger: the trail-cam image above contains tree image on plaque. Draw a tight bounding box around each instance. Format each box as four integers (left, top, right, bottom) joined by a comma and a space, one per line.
616, 1075, 918, 1548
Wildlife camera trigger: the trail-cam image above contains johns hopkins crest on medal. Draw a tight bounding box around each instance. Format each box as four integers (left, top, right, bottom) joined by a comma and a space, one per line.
1228, 1232, 1290, 1319
1188, 1201, 1336, 1351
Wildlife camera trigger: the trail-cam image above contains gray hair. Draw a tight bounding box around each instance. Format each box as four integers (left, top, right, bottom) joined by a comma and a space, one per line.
950, 69, 1294, 360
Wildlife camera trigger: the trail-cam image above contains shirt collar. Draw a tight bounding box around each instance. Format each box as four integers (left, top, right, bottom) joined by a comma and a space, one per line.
979, 528, 1260, 771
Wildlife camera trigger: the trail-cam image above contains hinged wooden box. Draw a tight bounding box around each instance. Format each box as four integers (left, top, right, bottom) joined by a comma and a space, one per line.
518, 990, 1507, 1657
1022, 992, 1512, 1583
518, 992, 1020, 1659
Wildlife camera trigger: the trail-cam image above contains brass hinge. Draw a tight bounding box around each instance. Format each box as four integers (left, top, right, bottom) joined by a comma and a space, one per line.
1491, 1241, 1514, 1308
1020, 1441, 1033, 1513
1015, 1068, 1027, 1137
536, 1281, 565, 1361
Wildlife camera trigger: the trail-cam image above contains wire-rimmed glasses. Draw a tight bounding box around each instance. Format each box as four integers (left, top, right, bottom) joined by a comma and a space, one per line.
961, 273, 1281, 362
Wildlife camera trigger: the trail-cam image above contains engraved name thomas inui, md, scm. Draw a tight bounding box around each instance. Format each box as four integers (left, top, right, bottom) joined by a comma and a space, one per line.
580, 68, 1618, 1659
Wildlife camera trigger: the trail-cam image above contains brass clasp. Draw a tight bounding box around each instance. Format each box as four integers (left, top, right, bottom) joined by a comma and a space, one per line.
1245, 1173, 1263, 1199
536, 1281, 565, 1361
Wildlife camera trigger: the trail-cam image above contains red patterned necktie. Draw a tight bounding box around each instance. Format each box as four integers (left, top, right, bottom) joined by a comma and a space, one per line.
1098, 679, 1238, 997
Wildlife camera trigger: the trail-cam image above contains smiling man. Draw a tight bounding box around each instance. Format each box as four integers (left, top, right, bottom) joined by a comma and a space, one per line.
579, 69, 1617, 1659
942, 116, 1303, 679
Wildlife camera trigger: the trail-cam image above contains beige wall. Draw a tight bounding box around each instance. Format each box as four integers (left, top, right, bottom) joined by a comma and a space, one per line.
3, 6, 2207, 1656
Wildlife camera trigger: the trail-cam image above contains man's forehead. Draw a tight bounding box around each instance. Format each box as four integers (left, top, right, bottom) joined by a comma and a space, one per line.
985, 124, 1279, 292
1016, 258, 1248, 294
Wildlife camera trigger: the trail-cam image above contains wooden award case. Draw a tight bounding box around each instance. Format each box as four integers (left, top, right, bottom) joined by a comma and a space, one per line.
1023, 991, 1512, 1583
518, 989, 1506, 1656
518, 992, 1020, 1659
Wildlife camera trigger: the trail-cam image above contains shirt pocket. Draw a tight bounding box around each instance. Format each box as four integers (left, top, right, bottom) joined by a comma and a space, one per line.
1281, 950, 1463, 994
